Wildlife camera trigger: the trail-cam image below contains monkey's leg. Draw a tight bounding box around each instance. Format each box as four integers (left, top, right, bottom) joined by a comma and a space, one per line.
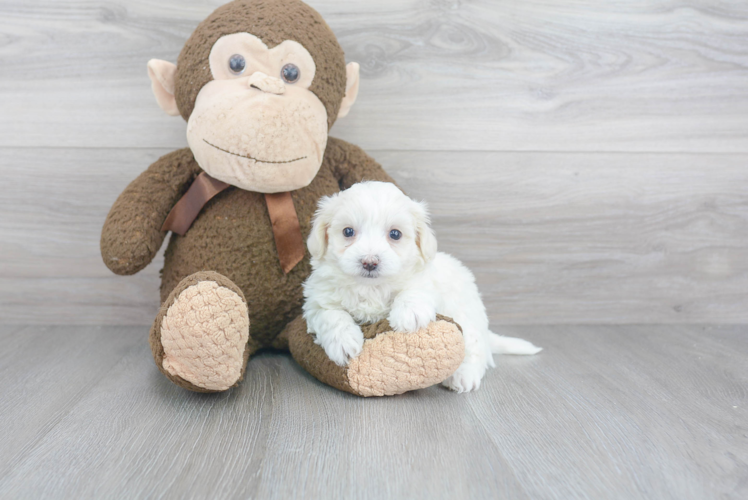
283, 315, 465, 397
149, 271, 257, 392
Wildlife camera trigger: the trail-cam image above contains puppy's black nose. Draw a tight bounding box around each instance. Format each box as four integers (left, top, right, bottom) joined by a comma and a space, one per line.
362, 259, 378, 272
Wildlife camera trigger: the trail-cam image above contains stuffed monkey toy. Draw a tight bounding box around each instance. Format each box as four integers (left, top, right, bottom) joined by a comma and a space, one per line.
101, 0, 464, 396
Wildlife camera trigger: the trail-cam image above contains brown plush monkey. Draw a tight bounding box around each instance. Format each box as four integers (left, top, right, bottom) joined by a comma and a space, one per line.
101, 0, 464, 396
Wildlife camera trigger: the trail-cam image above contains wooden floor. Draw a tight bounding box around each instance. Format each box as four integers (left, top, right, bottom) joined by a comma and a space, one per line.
0, 325, 745, 499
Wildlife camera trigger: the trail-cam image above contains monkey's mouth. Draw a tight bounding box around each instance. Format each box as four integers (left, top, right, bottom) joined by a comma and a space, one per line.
203, 139, 307, 164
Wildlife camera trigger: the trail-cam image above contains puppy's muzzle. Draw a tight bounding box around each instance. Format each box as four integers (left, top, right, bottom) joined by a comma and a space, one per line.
361, 257, 379, 272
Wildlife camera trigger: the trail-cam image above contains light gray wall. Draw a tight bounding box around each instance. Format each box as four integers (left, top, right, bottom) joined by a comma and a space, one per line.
1, 0, 747, 325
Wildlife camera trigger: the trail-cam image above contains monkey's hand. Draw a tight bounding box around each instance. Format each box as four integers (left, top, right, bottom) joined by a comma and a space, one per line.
100, 148, 201, 275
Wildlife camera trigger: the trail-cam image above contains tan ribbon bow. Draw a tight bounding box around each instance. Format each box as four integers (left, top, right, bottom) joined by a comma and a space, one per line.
263, 192, 306, 274
161, 172, 305, 274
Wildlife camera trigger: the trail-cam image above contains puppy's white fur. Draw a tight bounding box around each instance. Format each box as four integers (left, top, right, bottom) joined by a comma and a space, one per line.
303, 182, 541, 393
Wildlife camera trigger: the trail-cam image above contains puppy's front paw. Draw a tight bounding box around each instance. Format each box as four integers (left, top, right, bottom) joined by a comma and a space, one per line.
442, 362, 487, 393
318, 324, 364, 367
388, 302, 436, 333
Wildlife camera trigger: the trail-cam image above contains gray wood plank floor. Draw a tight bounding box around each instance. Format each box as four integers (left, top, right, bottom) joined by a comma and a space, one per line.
0, 325, 745, 499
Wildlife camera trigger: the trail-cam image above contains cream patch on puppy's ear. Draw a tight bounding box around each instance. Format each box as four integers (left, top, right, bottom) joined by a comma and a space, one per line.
337, 62, 360, 119
412, 201, 437, 262
308, 194, 339, 260
147, 59, 180, 116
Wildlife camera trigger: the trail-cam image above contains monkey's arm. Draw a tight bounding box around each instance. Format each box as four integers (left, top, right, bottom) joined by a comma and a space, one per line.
326, 137, 395, 189
101, 148, 201, 275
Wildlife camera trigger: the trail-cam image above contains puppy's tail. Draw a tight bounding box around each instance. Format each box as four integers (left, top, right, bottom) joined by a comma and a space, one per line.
488, 332, 542, 355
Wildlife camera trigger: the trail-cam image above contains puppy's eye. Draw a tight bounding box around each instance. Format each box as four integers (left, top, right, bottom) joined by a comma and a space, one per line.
343, 227, 355, 238
389, 229, 402, 240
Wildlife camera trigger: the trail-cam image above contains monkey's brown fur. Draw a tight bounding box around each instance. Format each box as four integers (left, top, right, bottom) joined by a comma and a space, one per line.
102, 138, 393, 345
101, 0, 464, 395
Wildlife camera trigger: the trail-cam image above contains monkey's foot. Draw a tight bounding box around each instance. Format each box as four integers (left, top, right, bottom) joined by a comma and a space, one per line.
286, 315, 465, 397
149, 271, 253, 393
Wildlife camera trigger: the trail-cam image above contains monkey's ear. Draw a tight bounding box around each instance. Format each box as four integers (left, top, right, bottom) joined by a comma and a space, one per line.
147, 59, 180, 117
337, 62, 360, 119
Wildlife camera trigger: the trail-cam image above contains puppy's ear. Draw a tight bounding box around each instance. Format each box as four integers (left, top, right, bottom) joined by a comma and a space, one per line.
413, 201, 437, 262
307, 194, 337, 260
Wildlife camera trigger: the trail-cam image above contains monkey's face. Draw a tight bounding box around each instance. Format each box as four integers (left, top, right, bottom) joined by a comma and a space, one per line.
147, 0, 359, 193
185, 33, 328, 193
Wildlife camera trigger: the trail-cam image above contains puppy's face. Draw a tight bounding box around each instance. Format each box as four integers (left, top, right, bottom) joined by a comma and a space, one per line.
308, 182, 437, 281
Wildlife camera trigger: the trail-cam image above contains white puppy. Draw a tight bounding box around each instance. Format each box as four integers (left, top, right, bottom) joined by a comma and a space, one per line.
302, 181, 541, 392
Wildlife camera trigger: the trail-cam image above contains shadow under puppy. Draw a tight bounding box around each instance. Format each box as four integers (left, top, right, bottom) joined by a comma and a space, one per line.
303, 181, 542, 392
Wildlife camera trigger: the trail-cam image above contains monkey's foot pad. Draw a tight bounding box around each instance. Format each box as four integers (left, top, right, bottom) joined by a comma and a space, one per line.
150, 271, 250, 392
288, 315, 465, 397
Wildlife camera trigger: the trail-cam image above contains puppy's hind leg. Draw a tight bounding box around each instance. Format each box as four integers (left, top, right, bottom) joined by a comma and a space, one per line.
441, 320, 492, 393
442, 327, 542, 393
488, 331, 542, 355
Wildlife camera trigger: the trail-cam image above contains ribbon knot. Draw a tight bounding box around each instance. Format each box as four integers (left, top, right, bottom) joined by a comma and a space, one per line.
161, 172, 305, 274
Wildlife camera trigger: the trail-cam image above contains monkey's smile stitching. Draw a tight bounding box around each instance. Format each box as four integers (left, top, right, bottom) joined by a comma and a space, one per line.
203, 139, 307, 164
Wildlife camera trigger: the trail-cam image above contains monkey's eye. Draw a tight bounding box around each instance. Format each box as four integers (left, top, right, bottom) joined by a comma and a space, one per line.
389, 229, 402, 240
228, 54, 246, 75
281, 63, 300, 83
343, 227, 355, 238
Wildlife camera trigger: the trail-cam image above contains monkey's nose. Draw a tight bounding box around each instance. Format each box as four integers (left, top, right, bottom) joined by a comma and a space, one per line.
247, 71, 285, 95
